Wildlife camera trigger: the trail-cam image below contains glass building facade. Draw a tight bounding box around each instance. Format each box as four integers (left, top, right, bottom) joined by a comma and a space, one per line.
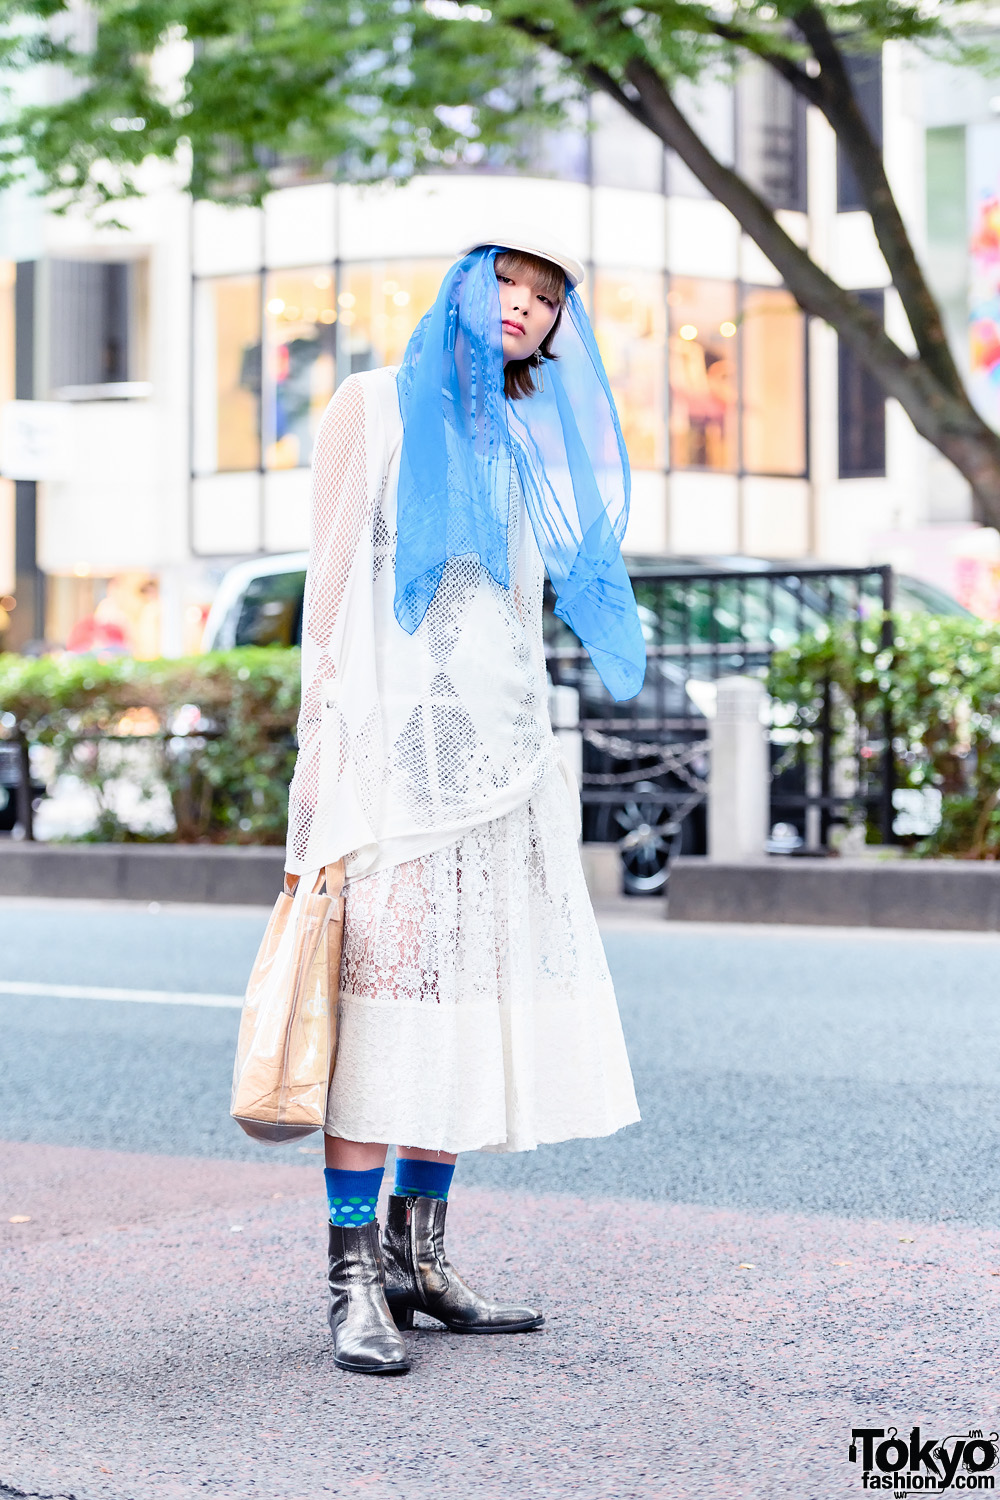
189, 79, 817, 529
191, 263, 807, 484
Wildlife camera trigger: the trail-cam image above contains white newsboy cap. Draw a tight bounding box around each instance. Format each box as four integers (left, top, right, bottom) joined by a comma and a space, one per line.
462, 230, 585, 289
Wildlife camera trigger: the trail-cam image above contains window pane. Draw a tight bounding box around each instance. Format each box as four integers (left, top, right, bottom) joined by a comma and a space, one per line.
337, 261, 451, 378
0, 263, 13, 605
593, 270, 667, 469
667, 79, 734, 199
926, 126, 966, 251
838, 290, 886, 477
192, 275, 261, 475
737, 60, 806, 213
49, 261, 136, 390
0, 260, 13, 409
264, 268, 336, 470
741, 287, 806, 475
591, 94, 664, 193
234, 568, 307, 647
668, 278, 738, 470
522, 124, 589, 184
837, 53, 882, 212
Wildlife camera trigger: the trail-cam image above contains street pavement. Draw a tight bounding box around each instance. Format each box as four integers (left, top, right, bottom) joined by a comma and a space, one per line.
3, 897, 1000, 1498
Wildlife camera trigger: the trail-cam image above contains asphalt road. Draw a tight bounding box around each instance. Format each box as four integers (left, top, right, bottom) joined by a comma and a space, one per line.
3, 900, 1000, 1221
4, 897, 1000, 1500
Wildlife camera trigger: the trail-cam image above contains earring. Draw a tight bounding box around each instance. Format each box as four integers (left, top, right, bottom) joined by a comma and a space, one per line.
534, 354, 545, 392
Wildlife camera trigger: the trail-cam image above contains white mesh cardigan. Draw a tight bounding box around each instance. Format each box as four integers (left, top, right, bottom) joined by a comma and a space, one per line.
284, 366, 559, 882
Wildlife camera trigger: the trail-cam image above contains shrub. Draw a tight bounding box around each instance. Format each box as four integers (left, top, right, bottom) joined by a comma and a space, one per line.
770, 615, 1000, 859
0, 648, 301, 843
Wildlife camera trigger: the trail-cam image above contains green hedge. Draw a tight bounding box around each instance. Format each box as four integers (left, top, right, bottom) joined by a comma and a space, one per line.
0, 648, 302, 843
770, 615, 1000, 859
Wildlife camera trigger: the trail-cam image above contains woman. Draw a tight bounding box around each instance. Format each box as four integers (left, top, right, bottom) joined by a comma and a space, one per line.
283, 233, 647, 1375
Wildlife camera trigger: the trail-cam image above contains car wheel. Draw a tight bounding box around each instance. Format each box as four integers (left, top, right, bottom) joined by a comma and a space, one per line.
614, 782, 686, 897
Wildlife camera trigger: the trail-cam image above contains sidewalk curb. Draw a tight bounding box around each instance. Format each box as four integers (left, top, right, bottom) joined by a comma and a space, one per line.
0, 842, 286, 905
667, 855, 1000, 930
0, 839, 629, 908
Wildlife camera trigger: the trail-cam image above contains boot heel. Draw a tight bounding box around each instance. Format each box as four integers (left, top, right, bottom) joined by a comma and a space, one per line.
390, 1303, 414, 1330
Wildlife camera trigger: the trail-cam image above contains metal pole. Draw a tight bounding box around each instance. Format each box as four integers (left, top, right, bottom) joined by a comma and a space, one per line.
819, 677, 832, 849
879, 566, 895, 846
15, 730, 33, 841
818, 577, 833, 847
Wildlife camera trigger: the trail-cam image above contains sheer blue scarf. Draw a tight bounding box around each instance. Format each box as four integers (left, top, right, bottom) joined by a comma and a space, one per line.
394, 247, 646, 702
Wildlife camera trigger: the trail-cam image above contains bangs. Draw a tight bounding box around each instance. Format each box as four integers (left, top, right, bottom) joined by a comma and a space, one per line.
494, 249, 566, 304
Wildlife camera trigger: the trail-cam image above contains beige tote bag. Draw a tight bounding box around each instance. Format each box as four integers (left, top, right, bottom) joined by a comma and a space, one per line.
230, 861, 345, 1143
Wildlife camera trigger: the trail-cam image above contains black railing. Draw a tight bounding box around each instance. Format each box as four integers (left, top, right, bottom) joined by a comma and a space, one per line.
4, 563, 896, 869
544, 564, 896, 878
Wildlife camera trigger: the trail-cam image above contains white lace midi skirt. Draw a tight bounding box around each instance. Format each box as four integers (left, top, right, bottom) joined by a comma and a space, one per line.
324, 763, 640, 1154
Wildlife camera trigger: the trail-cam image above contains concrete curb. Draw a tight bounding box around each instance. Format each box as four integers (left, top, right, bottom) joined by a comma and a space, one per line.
0, 840, 629, 908
0, 842, 286, 905
667, 855, 1000, 931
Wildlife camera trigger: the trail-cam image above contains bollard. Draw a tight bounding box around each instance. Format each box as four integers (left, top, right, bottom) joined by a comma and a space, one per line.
548, 683, 582, 786
708, 676, 768, 861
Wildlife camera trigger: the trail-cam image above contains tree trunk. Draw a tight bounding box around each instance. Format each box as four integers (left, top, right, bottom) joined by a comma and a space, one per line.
608, 57, 1000, 528
791, 4, 965, 399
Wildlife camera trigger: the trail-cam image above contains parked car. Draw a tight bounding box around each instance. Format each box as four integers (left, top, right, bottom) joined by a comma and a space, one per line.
205, 548, 968, 663
203, 552, 971, 892
203, 555, 309, 653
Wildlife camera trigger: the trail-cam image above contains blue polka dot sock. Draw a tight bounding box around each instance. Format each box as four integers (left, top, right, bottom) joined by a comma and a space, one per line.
394, 1157, 455, 1203
324, 1166, 384, 1228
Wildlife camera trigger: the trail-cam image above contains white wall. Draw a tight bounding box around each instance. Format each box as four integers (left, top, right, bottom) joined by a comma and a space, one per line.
36, 174, 192, 582
39, 403, 165, 572
0, 478, 13, 595
624, 470, 668, 554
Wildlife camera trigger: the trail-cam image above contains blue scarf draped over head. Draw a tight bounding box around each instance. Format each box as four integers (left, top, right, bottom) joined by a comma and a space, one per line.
394, 246, 646, 703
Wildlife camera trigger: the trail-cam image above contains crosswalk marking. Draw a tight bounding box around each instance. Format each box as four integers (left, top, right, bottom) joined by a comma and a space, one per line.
0, 980, 243, 1009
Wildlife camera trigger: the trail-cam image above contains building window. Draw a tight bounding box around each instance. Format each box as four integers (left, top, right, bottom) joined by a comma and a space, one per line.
263, 268, 337, 470
513, 86, 589, 184
737, 61, 807, 213
668, 277, 739, 470
336, 261, 450, 377
666, 79, 735, 199
837, 52, 882, 213
192, 275, 261, 475
47, 259, 148, 395
838, 290, 886, 477
0, 260, 13, 410
0, 261, 12, 617
45, 571, 161, 657
522, 123, 589, 186
590, 94, 665, 193
187, 257, 812, 488
593, 271, 667, 469
926, 126, 966, 252
741, 287, 807, 475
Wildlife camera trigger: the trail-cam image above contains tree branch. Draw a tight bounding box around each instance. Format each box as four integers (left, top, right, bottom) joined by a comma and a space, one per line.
611, 60, 913, 387
789, 3, 965, 398
574, 0, 965, 399
638, 5, 828, 111
589, 50, 995, 468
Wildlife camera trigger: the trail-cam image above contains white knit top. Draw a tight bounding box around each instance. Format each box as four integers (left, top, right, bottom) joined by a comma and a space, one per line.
284, 366, 558, 881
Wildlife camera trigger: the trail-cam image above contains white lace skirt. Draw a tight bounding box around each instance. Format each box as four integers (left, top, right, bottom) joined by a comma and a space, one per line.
324, 764, 640, 1154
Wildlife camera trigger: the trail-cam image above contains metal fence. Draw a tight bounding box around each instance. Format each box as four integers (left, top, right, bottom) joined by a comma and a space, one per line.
3, 563, 896, 873
544, 564, 895, 892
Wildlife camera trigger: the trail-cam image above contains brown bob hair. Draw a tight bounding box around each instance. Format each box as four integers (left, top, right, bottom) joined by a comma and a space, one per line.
495, 249, 567, 401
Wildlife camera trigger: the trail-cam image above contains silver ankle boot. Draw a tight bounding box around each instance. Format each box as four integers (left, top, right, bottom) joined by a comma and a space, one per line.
382, 1193, 544, 1334
327, 1220, 411, 1374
